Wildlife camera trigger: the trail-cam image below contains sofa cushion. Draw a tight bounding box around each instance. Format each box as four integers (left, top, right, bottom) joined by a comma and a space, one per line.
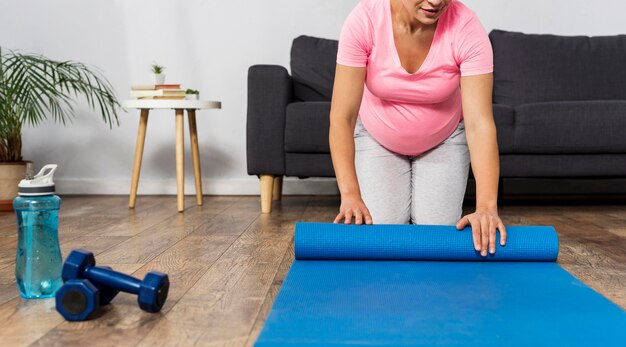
490, 30, 626, 106
285, 102, 331, 153
513, 100, 626, 154
493, 104, 515, 154
291, 36, 338, 102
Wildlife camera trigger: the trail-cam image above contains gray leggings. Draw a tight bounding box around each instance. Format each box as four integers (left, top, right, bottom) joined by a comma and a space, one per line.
354, 120, 470, 225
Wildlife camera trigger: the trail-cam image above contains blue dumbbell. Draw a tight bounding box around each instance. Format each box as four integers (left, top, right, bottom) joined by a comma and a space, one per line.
55, 270, 133, 321
62, 249, 169, 313
56, 279, 100, 321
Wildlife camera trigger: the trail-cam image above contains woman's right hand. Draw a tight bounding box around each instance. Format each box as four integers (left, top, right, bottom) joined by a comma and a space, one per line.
334, 193, 373, 225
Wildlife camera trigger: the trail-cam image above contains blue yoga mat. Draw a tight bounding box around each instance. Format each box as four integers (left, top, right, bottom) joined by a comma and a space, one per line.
295, 223, 559, 261
256, 223, 626, 346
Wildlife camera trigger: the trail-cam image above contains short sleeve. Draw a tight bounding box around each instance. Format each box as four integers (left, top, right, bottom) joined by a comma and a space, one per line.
337, 3, 372, 67
454, 15, 493, 76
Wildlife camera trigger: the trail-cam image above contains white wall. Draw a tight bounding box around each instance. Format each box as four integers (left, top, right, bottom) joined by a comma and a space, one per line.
1, 0, 625, 195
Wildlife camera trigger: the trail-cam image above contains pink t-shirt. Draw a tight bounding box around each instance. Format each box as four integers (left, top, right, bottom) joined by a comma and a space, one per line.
337, 0, 493, 155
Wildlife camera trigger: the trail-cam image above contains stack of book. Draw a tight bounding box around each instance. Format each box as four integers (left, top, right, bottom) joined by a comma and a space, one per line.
130, 84, 186, 99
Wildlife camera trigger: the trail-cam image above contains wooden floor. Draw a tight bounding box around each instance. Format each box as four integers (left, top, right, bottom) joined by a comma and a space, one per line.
0, 195, 625, 346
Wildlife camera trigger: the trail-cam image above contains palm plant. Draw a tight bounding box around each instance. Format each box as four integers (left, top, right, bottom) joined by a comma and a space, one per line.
0, 47, 121, 162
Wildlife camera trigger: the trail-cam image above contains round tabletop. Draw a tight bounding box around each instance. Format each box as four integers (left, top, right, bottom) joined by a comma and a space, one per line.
123, 99, 222, 110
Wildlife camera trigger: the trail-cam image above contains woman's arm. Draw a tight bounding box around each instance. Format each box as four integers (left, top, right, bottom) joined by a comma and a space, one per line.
456, 73, 507, 256
329, 64, 372, 224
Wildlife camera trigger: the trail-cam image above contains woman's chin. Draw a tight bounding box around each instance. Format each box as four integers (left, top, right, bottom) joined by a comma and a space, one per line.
415, 15, 439, 26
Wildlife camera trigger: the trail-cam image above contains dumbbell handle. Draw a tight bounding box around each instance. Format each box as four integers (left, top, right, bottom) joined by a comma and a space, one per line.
84, 266, 141, 294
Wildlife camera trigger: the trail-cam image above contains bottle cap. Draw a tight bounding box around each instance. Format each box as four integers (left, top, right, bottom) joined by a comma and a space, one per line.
18, 164, 57, 196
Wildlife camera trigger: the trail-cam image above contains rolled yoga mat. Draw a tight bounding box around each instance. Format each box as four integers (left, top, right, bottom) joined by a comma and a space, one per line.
256, 222, 626, 346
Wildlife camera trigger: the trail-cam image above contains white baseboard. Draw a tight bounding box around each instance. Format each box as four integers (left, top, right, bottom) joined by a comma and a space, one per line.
55, 177, 339, 195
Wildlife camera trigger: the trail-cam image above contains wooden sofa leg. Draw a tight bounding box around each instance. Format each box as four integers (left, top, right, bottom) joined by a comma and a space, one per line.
272, 176, 283, 201
260, 175, 275, 213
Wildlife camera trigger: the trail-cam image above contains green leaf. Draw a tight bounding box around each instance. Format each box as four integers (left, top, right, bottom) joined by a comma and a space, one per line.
0, 48, 122, 160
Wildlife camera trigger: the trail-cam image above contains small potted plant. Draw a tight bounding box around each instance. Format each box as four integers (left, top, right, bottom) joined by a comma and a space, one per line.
151, 63, 165, 85
185, 89, 200, 100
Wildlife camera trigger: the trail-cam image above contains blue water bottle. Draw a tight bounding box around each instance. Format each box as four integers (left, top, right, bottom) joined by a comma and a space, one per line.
13, 164, 63, 298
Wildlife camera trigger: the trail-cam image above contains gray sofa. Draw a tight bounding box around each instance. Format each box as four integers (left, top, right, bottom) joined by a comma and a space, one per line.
247, 30, 626, 212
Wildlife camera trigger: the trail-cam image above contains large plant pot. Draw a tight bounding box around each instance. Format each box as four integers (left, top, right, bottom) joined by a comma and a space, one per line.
0, 161, 28, 212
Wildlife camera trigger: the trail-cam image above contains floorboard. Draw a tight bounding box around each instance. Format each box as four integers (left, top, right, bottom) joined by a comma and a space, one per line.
0, 195, 622, 346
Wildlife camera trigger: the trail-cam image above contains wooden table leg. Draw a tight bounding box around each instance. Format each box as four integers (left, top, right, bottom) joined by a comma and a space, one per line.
129, 109, 149, 208
176, 109, 185, 212
187, 109, 203, 206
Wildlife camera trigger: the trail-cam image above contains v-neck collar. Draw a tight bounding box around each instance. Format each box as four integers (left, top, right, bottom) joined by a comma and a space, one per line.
387, 0, 445, 76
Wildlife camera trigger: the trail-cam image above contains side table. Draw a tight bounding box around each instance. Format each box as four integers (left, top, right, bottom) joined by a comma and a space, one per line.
123, 99, 222, 212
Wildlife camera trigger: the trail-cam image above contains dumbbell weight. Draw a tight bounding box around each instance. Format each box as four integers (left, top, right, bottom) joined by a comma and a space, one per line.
55, 279, 99, 321
62, 256, 118, 306
62, 249, 169, 312
55, 277, 116, 321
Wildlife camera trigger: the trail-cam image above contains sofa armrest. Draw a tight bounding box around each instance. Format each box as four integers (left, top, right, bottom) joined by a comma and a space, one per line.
247, 65, 293, 176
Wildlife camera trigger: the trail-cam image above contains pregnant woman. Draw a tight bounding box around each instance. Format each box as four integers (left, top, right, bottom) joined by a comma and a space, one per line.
329, 0, 507, 256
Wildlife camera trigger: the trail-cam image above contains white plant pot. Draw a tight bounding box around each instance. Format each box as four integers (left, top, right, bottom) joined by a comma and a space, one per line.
186, 94, 199, 100
152, 73, 165, 85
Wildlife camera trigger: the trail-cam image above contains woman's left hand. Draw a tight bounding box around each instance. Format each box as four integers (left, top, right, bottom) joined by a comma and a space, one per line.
456, 209, 507, 257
